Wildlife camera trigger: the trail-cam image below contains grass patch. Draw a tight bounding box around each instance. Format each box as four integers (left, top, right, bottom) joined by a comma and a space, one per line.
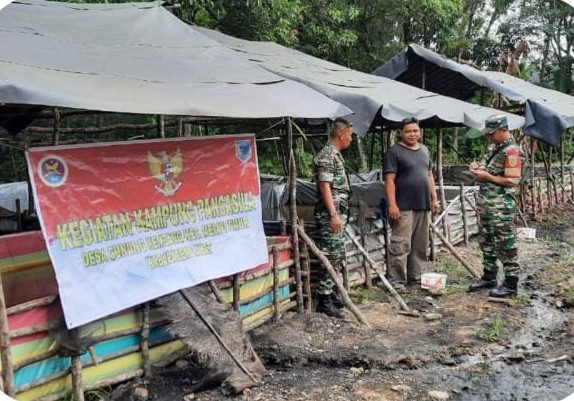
476, 316, 503, 342
560, 287, 574, 303
310, 334, 329, 349
541, 255, 574, 285
434, 258, 469, 284
445, 283, 468, 295
514, 294, 530, 307
86, 388, 111, 401
351, 287, 388, 304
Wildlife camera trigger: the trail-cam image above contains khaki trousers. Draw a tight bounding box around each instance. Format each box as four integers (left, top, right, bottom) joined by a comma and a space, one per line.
387, 210, 429, 283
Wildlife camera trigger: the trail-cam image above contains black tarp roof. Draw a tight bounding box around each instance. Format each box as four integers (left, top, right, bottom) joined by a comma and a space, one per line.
373, 44, 574, 146
0, 0, 351, 130
198, 28, 525, 137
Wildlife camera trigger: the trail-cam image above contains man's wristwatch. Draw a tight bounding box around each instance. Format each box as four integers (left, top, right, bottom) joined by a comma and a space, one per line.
329, 211, 338, 218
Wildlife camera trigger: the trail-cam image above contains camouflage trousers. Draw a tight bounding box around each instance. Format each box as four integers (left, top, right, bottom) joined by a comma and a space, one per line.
479, 207, 519, 277
314, 202, 348, 295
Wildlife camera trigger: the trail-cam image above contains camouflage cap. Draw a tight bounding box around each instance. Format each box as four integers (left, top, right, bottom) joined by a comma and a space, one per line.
483, 114, 508, 134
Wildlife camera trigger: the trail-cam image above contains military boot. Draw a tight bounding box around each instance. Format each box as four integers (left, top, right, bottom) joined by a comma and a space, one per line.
489, 276, 518, 298
468, 271, 497, 292
316, 294, 344, 318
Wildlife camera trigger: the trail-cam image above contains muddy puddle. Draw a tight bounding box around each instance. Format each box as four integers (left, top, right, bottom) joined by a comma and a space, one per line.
419, 298, 574, 401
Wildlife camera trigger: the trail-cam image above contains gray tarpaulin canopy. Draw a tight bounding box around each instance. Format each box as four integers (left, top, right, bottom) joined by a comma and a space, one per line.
198, 27, 524, 138
373, 43, 574, 146
0, 0, 351, 129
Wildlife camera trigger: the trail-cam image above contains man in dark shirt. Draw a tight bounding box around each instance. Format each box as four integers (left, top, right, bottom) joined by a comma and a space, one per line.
383, 117, 440, 287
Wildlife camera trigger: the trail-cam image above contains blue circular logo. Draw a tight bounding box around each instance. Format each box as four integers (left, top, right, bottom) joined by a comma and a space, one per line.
38, 155, 68, 187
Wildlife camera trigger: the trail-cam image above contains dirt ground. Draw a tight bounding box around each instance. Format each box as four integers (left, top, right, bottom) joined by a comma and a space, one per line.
111, 203, 574, 401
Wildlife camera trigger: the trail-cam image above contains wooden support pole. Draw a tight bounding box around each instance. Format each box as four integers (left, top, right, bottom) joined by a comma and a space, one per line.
429, 217, 436, 261
157, 115, 165, 138
431, 225, 479, 278
287, 118, 304, 313
15, 199, 22, 232
344, 226, 410, 312
342, 248, 350, 292
538, 177, 545, 213
436, 129, 450, 240
362, 229, 372, 288
300, 238, 313, 312
552, 174, 574, 204
460, 184, 469, 247
357, 223, 372, 288
296, 225, 371, 328
0, 273, 15, 397
272, 246, 280, 321
52, 107, 60, 146
178, 290, 259, 383
232, 274, 240, 312
71, 354, 85, 401
571, 172, 574, 200
208, 280, 226, 304
140, 303, 151, 378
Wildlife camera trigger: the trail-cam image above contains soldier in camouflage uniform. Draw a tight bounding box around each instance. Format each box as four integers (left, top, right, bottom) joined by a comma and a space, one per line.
313, 117, 353, 318
468, 115, 523, 298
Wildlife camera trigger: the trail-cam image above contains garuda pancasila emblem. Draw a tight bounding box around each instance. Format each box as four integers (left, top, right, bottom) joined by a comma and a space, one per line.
147, 148, 183, 196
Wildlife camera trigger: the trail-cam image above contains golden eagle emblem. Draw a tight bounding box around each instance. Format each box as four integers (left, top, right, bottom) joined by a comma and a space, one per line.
147, 148, 183, 196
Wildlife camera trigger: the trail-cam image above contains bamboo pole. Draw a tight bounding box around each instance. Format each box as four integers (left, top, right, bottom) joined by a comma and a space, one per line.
430, 225, 479, 278
361, 228, 372, 288
6, 296, 58, 316
232, 274, 240, 312
460, 184, 469, 247
52, 107, 60, 146
571, 172, 574, 200
436, 129, 450, 240
15, 199, 22, 232
342, 250, 350, 292
299, 223, 313, 312
208, 280, 226, 304
272, 246, 280, 321
344, 226, 410, 312
463, 193, 479, 215
296, 225, 371, 328
287, 118, 304, 313
71, 354, 85, 401
140, 303, 151, 378
538, 177, 545, 213
157, 115, 165, 138
0, 273, 15, 397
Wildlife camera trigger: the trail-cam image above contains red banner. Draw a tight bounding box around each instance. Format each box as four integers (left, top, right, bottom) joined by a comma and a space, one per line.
27, 135, 268, 328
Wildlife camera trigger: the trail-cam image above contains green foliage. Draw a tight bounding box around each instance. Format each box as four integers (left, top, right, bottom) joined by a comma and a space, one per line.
351, 286, 388, 304
85, 387, 111, 401
561, 287, 574, 303
310, 334, 329, 349
258, 155, 284, 176
295, 146, 315, 179
435, 258, 468, 284
476, 315, 503, 342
